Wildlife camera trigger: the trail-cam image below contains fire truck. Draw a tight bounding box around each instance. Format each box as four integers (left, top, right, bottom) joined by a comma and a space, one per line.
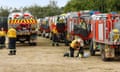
66, 11, 92, 46
37, 18, 43, 36
8, 12, 38, 45
40, 17, 50, 38
49, 14, 67, 44
90, 13, 120, 61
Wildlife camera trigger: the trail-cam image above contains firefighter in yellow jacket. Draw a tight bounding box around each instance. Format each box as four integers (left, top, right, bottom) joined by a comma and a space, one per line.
0, 27, 6, 49
69, 38, 84, 57
110, 28, 120, 42
7, 27, 17, 55
52, 27, 59, 46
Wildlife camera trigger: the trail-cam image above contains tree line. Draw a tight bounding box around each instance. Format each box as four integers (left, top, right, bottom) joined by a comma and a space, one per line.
0, 0, 120, 18
64, 0, 120, 13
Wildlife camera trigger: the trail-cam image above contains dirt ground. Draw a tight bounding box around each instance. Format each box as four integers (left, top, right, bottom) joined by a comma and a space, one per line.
0, 37, 120, 72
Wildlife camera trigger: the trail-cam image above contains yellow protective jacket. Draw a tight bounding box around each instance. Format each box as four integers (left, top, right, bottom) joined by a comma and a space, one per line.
113, 34, 119, 41
0, 30, 6, 36
111, 29, 120, 42
52, 28, 58, 34
70, 39, 80, 49
7, 28, 17, 38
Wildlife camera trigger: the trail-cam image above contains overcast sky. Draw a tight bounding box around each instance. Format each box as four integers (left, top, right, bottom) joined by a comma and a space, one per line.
0, 0, 69, 8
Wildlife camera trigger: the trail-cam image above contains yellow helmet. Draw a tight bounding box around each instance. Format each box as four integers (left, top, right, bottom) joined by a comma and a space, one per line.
59, 19, 64, 23
113, 29, 119, 33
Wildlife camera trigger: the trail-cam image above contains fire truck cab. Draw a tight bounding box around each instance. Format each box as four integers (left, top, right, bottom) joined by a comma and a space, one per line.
66, 11, 91, 46
49, 14, 67, 44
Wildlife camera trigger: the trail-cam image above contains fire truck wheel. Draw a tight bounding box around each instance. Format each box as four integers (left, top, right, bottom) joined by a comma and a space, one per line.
101, 49, 110, 61
29, 42, 37, 46
20, 41, 25, 43
38, 34, 41, 36
90, 49, 95, 56
46, 36, 49, 38
52, 43, 55, 46
50, 37, 52, 40
33, 42, 37, 46
90, 41, 95, 56
43, 34, 45, 37
65, 41, 69, 46
56, 43, 59, 46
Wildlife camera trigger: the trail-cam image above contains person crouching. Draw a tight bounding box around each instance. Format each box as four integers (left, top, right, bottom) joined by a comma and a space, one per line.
69, 38, 84, 57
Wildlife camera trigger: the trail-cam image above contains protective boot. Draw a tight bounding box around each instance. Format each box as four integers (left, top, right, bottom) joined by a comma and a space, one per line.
56, 43, 59, 46
8, 51, 13, 55
13, 50, 16, 55
0, 44, 2, 49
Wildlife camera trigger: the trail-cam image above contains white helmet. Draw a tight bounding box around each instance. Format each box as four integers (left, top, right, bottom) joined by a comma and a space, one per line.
77, 38, 84, 47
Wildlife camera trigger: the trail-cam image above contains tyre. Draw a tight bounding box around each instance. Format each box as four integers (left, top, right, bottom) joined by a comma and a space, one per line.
52, 43, 55, 46
43, 34, 45, 37
50, 37, 52, 40
101, 49, 109, 61
65, 40, 69, 46
101, 45, 113, 61
20, 41, 25, 43
90, 41, 95, 56
33, 42, 37, 46
56, 43, 59, 46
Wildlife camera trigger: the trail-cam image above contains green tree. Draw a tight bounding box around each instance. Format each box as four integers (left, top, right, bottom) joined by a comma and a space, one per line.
64, 0, 94, 13
22, 0, 62, 18
64, 0, 120, 13
0, 7, 9, 17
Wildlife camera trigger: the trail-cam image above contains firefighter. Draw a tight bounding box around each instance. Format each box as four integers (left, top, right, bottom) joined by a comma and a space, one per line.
0, 27, 6, 49
110, 28, 120, 42
57, 18, 66, 42
7, 27, 17, 55
69, 38, 84, 57
52, 27, 59, 46
30, 27, 37, 46
79, 17, 87, 30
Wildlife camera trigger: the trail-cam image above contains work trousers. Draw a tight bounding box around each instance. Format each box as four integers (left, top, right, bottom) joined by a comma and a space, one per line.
0, 36, 5, 48
69, 47, 84, 57
8, 38, 16, 51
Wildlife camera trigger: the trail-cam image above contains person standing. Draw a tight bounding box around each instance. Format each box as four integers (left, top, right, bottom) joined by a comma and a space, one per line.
52, 27, 59, 46
0, 27, 6, 49
30, 27, 37, 46
7, 27, 17, 55
79, 17, 87, 30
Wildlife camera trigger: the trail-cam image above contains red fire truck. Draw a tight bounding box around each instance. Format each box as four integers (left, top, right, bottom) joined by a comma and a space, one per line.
66, 11, 92, 46
37, 18, 43, 36
49, 14, 67, 44
38, 17, 50, 38
8, 12, 38, 45
90, 13, 120, 61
